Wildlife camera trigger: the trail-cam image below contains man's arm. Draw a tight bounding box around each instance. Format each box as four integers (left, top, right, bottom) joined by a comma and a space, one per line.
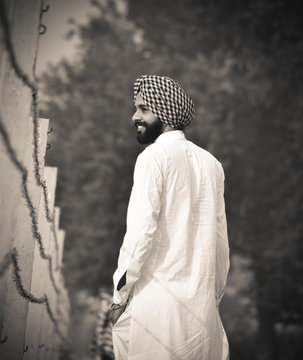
112, 151, 163, 307
215, 164, 230, 306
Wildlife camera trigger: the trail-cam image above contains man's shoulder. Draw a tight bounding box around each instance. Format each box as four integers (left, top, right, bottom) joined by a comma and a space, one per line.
139, 139, 221, 163
135, 145, 162, 169
138, 143, 163, 159
188, 140, 222, 165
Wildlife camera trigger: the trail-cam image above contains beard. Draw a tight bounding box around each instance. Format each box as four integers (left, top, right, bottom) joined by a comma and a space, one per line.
136, 118, 164, 145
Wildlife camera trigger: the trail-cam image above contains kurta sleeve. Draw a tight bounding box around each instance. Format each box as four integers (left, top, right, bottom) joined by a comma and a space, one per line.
113, 150, 163, 305
215, 164, 230, 306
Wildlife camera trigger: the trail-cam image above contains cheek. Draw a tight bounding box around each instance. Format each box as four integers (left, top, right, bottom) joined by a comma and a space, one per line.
144, 113, 158, 125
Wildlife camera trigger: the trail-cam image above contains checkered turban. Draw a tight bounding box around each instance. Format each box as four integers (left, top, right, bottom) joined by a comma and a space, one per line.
134, 75, 195, 129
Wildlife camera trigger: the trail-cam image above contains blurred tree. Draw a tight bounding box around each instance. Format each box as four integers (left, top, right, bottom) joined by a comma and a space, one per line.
40, 0, 303, 359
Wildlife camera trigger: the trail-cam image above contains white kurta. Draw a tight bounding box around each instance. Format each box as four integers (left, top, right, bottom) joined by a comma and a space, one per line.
113, 131, 230, 359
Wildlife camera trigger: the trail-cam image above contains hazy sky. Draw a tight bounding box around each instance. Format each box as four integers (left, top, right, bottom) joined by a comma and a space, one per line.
36, 0, 95, 74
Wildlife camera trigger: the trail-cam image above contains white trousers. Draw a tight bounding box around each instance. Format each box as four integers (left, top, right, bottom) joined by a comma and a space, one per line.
112, 301, 132, 360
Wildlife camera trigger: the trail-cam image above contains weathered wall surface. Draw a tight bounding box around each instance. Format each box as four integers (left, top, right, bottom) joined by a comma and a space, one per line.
0, 1, 69, 359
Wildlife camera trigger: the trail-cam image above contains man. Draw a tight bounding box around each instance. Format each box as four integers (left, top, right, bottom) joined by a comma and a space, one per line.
111, 75, 230, 360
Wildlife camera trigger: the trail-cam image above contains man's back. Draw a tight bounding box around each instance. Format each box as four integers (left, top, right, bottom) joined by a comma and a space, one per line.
139, 131, 223, 292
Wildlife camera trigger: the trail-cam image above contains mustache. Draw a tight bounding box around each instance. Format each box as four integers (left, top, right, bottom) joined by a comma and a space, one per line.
134, 121, 147, 128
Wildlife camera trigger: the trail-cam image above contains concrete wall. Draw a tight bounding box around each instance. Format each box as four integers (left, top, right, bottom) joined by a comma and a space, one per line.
0, 1, 70, 359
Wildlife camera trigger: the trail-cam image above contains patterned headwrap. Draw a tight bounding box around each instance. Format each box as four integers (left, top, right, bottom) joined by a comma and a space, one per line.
134, 75, 195, 129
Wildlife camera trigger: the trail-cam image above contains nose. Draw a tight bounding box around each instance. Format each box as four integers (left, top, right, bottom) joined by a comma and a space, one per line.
132, 109, 140, 123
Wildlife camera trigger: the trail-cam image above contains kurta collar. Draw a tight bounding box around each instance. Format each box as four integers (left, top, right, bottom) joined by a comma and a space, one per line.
154, 130, 186, 144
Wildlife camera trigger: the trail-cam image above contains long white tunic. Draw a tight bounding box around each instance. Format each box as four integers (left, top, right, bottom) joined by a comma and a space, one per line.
113, 131, 230, 359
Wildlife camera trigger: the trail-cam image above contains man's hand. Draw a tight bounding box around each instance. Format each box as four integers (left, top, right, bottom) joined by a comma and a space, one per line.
110, 303, 127, 326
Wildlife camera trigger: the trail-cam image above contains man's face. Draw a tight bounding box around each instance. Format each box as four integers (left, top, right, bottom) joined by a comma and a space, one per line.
132, 93, 164, 145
